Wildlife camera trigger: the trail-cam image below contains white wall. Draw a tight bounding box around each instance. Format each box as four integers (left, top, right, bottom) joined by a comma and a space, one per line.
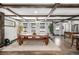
4, 17, 19, 41
53, 21, 72, 35
61, 20, 79, 35
62, 21, 72, 32
71, 20, 79, 32
53, 22, 63, 35
72, 20, 79, 24
62, 20, 79, 33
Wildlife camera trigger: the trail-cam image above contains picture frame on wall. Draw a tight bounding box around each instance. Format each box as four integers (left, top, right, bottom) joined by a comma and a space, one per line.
5, 19, 16, 27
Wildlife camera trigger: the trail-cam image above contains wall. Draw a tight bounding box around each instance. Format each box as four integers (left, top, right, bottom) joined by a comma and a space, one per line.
4, 17, 19, 41
4, 18, 52, 41
53, 21, 72, 35
21, 21, 52, 35
72, 20, 79, 24
53, 22, 63, 35
62, 20, 79, 33
62, 21, 72, 32
71, 20, 79, 32
59, 20, 79, 35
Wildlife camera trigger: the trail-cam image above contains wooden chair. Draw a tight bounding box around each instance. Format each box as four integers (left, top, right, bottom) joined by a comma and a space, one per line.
71, 33, 79, 47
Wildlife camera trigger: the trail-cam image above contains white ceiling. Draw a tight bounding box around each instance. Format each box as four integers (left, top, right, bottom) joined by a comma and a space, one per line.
1, 8, 79, 15
9, 8, 51, 15
52, 8, 79, 15
0, 7, 79, 21
0, 8, 15, 15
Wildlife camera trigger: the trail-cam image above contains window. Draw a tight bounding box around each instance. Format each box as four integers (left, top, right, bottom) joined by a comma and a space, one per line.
40, 23, 45, 29
23, 23, 28, 28
31, 23, 36, 28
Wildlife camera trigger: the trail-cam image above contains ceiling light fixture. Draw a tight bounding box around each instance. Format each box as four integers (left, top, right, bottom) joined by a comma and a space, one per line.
34, 10, 38, 14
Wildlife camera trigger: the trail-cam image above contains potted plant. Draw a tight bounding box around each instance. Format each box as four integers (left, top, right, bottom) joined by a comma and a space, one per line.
49, 23, 54, 35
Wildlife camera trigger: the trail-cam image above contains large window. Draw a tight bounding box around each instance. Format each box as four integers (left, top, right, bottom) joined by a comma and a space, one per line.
23, 23, 28, 28
40, 23, 45, 29
23, 23, 28, 32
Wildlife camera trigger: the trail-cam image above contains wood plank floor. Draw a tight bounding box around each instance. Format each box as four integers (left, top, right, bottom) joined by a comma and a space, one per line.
0, 36, 79, 55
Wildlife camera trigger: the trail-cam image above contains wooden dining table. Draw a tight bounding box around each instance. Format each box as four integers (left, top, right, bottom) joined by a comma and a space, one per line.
16, 35, 49, 45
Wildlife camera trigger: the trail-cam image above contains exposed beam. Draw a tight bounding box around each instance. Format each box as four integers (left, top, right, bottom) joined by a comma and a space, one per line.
48, 18, 79, 23
5, 15, 79, 17
0, 3, 55, 8
45, 3, 60, 20
3, 7, 25, 21
67, 15, 79, 20
1, 3, 79, 8
8, 17, 22, 22
60, 15, 79, 22
47, 19, 79, 20
46, 3, 59, 19
59, 4, 79, 8
10, 19, 79, 20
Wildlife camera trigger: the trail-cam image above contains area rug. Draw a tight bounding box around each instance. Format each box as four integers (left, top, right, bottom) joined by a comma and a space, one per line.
0, 39, 61, 51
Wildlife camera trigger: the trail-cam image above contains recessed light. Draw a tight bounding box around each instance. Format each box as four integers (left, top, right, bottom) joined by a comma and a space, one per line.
34, 11, 38, 14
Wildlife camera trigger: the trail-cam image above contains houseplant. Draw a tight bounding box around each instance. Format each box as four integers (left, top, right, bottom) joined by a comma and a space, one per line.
49, 23, 54, 35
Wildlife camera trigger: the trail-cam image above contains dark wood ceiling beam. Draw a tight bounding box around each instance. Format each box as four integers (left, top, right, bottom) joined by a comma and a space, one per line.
63, 15, 79, 21
45, 3, 60, 20
8, 17, 22, 21
58, 4, 79, 8
1, 3, 79, 8
3, 7, 25, 21
67, 15, 79, 20
4, 8, 22, 17
47, 19, 79, 20
5, 15, 79, 17
10, 19, 79, 20
59, 15, 79, 22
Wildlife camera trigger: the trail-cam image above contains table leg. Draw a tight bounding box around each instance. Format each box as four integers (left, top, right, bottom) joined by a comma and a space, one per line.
19, 40, 23, 45
64, 34, 65, 39
17, 38, 23, 45
71, 37, 74, 47
76, 39, 79, 50
45, 39, 49, 45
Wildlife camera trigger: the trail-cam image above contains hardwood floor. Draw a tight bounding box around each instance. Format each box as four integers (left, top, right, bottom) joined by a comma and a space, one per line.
0, 36, 79, 55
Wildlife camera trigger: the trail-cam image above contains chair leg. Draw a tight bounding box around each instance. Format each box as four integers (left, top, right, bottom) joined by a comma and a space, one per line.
64, 35, 65, 39
76, 39, 79, 50
71, 38, 74, 47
